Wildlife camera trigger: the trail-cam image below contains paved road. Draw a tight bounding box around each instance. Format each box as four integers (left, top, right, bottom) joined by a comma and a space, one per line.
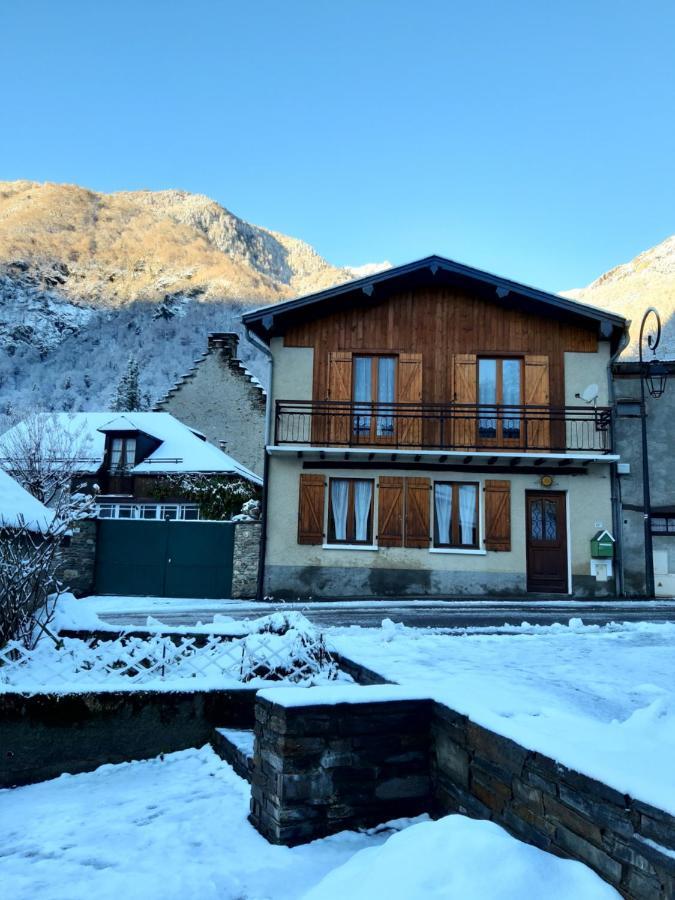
97, 599, 675, 630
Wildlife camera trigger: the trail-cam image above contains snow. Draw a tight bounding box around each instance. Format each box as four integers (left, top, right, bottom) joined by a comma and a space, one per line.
0, 748, 617, 900
328, 618, 675, 815
0, 412, 261, 483
215, 727, 256, 757
304, 814, 619, 900
0, 466, 54, 532
258, 684, 428, 707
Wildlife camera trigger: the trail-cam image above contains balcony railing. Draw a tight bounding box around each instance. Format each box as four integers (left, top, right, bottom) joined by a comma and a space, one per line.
274, 400, 613, 454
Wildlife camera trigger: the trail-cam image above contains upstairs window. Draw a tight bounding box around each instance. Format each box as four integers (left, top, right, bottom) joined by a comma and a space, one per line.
109, 437, 136, 472
353, 356, 397, 439
652, 516, 675, 535
328, 477, 374, 545
478, 358, 522, 441
433, 482, 479, 549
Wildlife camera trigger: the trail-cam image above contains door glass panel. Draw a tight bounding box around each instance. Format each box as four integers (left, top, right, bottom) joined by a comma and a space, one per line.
353, 357, 372, 436
502, 359, 521, 438
530, 500, 543, 540
376, 357, 396, 436
544, 500, 558, 540
478, 359, 497, 437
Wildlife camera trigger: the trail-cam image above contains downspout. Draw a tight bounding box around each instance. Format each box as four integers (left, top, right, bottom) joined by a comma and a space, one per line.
607, 321, 631, 597
244, 326, 273, 602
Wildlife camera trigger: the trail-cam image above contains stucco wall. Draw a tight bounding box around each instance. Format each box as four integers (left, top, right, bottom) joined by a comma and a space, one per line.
264, 456, 614, 598
270, 337, 314, 407
564, 344, 611, 407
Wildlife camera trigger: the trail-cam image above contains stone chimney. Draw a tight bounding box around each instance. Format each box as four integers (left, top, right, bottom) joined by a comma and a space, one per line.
208, 333, 239, 357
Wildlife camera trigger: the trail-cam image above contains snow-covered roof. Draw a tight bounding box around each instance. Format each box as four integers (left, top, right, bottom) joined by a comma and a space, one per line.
0, 413, 261, 485
0, 467, 55, 533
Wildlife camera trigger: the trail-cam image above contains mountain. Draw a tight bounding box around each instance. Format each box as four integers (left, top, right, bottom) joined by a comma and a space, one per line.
564, 234, 675, 359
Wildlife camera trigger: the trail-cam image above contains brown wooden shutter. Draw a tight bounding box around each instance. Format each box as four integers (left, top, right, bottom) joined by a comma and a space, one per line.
404, 477, 431, 548
524, 356, 550, 450
377, 476, 404, 547
327, 351, 352, 444
453, 354, 477, 449
297, 474, 325, 544
485, 479, 511, 551
397, 353, 423, 447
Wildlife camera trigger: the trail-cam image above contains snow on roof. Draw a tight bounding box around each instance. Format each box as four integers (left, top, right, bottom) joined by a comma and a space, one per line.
0, 467, 54, 533
0, 413, 261, 484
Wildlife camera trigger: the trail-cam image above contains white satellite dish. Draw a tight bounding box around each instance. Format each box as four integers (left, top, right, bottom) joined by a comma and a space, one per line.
580, 383, 599, 403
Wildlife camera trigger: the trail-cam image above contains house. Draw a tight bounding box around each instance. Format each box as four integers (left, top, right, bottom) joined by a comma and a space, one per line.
613, 358, 675, 596
154, 333, 266, 477
0, 466, 54, 533
0, 411, 261, 522
243, 255, 627, 599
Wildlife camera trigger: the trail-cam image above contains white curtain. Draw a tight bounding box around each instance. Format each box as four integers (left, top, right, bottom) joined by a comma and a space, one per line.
502, 359, 521, 437
110, 437, 123, 470
459, 484, 477, 545
124, 439, 136, 468
353, 357, 372, 435
376, 357, 396, 436
331, 479, 349, 541
354, 480, 372, 542
434, 483, 452, 545
478, 359, 497, 436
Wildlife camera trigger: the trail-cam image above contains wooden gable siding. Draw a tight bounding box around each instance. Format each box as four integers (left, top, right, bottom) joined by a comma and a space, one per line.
283, 286, 597, 409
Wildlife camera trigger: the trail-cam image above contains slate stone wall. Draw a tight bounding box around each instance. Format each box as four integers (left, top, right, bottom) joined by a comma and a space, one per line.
56, 518, 97, 596
250, 695, 433, 845
0, 688, 257, 788
231, 521, 261, 598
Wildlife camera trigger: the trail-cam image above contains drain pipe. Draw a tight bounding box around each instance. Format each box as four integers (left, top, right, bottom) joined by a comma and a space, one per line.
607, 321, 631, 597
244, 326, 274, 602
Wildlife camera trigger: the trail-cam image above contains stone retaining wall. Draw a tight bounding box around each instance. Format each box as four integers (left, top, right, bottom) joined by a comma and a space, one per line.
0, 688, 257, 788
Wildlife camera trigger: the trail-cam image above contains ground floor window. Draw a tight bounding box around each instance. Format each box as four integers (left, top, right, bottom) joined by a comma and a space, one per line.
328, 478, 374, 545
433, 482, 479, 548
652, 516, 675, 535
96, 503, 201, 521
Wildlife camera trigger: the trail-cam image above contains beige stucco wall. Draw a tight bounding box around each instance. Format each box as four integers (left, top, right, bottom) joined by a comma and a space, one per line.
564, 343, 611, 406
266, 456, 613, 582
270, 337, 314, 407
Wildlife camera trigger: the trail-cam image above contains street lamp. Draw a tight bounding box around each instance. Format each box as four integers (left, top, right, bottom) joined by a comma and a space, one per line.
638, 307, 668, 597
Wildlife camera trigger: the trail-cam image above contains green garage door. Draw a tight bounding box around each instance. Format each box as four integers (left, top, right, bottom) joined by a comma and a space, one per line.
94, 520, 235, 599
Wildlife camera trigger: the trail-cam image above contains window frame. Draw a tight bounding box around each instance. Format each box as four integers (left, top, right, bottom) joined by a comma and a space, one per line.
476, 356, 524, 447
432, 480, 480, 550
108, 436, 137, 472
352, 354, 398, 444
652, 516, 675, 536
327, 476, 375, 546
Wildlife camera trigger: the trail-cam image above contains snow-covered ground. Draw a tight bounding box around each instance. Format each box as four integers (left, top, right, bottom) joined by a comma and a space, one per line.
0, 747, 617, 900
328, 618, 675, 815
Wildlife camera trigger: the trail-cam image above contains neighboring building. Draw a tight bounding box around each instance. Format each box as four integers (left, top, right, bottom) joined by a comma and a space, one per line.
0, 412, 261, 522
243, 256, 627, 599
0, 466, 54, 533
612, 360, 675, 597
155, 332, 266, 477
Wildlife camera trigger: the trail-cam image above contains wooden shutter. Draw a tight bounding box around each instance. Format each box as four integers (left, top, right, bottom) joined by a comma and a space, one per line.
485, 480, 511, 551
397, 353, 423, 447
297, 474, 325, 544
327, 351, 352, 444
377, 476, 404, 547
453, 354, 477, 449
404, 477, 431, 548
524, 356, 550, 450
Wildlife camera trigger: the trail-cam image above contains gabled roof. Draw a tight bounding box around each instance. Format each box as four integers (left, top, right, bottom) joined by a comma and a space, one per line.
243, 254, 627, 349
0, 467, 54, 533
0, 412, 261, 485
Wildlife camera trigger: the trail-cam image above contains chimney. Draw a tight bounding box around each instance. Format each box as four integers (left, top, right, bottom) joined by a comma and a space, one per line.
208, 332, 239, 358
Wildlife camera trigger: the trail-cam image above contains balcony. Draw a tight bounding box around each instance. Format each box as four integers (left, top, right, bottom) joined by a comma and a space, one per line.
274, 401, 613, 454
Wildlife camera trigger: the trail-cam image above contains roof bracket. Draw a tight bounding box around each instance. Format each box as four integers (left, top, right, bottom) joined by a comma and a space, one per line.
362, 284, 374, 297
496, 287, 510, 299
429, 264, 439, 275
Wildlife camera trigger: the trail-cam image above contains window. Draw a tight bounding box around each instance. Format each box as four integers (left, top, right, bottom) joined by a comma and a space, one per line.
478, 358, 522, 442
95, 502, 200, 520
328, 477, 374, 545
433, 482, 479, 548
652, 516, 675, 535
109, 437, 136, 472
353, 356, 397, 440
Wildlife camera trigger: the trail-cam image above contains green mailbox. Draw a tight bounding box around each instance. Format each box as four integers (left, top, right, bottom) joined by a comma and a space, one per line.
590, 529, 615, 559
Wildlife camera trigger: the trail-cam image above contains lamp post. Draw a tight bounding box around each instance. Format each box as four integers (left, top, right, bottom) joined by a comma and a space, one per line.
638, 307, 668, 598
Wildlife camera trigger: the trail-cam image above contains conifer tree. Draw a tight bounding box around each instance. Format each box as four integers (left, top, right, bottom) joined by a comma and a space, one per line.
111, 357, 149, 411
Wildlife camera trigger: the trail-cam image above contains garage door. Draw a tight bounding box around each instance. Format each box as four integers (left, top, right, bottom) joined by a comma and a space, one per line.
94, 520, 235, 599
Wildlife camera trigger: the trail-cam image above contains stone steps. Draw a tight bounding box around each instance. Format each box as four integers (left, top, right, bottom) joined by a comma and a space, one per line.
211, 727, 255, 783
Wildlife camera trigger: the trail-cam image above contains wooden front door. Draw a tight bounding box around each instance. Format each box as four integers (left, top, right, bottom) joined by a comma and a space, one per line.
525, 491, 568, 593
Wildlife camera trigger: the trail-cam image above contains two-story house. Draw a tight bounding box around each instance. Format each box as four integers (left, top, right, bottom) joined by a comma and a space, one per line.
244, 256, 627, 599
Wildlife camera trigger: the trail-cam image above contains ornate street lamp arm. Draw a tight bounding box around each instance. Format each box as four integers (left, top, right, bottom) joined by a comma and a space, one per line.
638, 307, 662, 368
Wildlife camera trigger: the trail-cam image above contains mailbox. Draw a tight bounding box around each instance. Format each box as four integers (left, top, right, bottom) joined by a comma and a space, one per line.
590, 529, 615, 559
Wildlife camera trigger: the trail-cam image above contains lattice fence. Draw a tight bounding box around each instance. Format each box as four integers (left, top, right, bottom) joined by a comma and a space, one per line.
0, 625, 339, 691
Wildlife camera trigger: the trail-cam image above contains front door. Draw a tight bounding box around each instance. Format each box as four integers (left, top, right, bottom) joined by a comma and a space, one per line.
526, 491, 568, 593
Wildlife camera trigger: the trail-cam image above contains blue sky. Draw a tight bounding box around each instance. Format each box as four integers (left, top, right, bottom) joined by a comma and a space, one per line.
1, 0, 674, 291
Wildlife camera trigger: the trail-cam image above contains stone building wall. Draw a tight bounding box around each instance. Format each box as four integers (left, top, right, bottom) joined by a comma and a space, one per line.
155, 332, 266, 477
56, 518, 97, 596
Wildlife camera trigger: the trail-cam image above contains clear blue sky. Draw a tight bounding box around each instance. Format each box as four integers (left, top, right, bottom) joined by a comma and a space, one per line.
1, 0, 674, 292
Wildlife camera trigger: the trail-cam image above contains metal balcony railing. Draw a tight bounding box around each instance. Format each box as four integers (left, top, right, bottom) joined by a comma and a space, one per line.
274, 400, 613, 454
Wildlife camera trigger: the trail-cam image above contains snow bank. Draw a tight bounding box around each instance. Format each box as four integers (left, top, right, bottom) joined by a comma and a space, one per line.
302, 814, 619, 900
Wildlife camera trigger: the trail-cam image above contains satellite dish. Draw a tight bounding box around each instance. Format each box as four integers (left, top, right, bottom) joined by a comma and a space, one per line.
580, 384, 599, 403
